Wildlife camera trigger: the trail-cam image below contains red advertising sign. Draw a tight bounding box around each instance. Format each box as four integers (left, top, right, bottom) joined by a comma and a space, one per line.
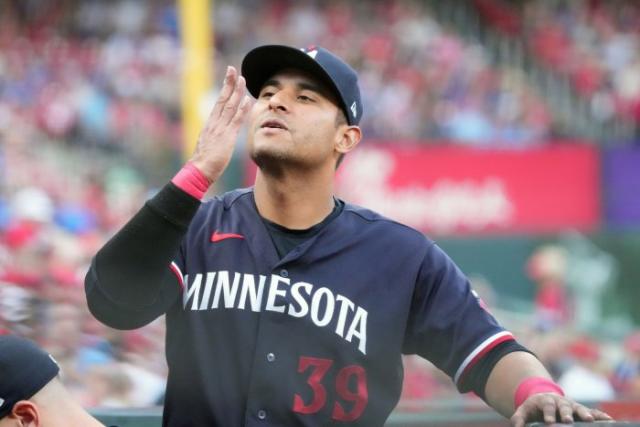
335, 144, 600, 235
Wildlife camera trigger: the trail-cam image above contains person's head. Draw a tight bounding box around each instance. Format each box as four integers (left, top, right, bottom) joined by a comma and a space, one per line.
567, 336, 601, 369
0, 335, 102, 427
0, 335, 60, 426
242, 45, 363, 173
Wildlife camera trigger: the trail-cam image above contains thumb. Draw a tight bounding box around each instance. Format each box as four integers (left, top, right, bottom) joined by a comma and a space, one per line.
510, 406, 526, 427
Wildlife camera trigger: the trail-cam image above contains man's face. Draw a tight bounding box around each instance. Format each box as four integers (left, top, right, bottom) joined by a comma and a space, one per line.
247, 69, 346, 171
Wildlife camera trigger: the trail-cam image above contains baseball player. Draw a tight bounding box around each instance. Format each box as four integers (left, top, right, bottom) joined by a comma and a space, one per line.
0, 335, 111, 427
84, 45, 612, 426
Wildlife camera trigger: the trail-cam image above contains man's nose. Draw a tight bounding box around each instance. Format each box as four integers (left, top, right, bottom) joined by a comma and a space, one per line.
268, 90, 290, 112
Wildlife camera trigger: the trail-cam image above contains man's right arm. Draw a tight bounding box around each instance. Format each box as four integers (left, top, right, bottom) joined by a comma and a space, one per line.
84, 66, 252, 330
84, 182, 200, 329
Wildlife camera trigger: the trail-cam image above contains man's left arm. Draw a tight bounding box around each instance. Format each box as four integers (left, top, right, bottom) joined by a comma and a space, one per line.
484, 351, 613, 427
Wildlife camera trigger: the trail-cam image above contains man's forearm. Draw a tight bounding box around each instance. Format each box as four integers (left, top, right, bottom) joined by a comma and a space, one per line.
85, 182, 200, 328
484, 351, 554, 417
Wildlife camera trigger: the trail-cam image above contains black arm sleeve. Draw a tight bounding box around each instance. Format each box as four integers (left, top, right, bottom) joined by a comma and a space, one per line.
85, 182, 200, 330
458, 341, 535, 400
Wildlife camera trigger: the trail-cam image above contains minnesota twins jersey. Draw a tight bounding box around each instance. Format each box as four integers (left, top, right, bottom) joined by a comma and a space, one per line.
158, 187, 513, 426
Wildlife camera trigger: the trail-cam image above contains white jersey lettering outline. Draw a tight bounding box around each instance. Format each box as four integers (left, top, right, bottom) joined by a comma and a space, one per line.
182, 271, 368, 354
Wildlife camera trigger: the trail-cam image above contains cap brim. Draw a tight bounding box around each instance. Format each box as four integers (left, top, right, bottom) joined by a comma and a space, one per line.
241, 45, 341, 106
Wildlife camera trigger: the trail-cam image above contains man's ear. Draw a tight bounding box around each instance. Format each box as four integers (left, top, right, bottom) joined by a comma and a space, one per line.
9, 401, 40, 426
335, 126, 362, 155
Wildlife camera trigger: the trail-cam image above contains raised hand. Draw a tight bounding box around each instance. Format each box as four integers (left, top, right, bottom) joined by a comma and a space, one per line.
189, 65, 253, 183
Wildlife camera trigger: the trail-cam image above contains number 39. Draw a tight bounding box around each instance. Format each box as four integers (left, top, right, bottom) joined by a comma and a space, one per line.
293, 356, 368, 422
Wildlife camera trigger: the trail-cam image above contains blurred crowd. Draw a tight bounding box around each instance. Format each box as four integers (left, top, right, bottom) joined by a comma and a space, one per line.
0, 0, 553, 149
0, 0, 639, 411
476, 0, 640, 126
400, 243, 640, 410
523, 0, 640, 124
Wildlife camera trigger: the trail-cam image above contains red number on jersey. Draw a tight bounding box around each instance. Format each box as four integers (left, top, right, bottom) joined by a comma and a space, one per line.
293, 357, 333, 414
293, 356, 368, 421
332, 364, 368, 421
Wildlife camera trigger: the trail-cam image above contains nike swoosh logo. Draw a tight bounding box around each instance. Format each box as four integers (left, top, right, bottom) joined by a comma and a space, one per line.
211, 231, 245, 243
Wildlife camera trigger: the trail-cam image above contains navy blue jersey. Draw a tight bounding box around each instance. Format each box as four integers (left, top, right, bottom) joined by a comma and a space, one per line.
156, 188, 513, 426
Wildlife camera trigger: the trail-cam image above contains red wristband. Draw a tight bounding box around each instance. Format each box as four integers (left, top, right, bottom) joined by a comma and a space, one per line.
514, 377, 564, 408
171, 162, 211, 200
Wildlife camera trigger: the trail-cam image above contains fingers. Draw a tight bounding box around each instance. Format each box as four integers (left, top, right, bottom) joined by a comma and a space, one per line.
231, 95, 253, 126
573, 403, 613, 422
210, 66, 237, 120
540, 395, 558, 424
573, 402, 594, 422
220, 74, 247, 125
511, 392, 542, 427
557, 399, 575, 423
592, 408, 613, 421
510, 393, 615, 427
200, 65, 249, 137
510, 409, 526, 427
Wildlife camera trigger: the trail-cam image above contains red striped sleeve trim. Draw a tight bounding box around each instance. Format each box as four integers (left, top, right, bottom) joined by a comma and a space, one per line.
169, 262, 184, 290
454, 331, 515, 385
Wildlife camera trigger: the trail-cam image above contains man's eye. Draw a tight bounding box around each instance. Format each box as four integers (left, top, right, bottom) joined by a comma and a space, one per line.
260, 91, 274, 98
298, 95, 313, 101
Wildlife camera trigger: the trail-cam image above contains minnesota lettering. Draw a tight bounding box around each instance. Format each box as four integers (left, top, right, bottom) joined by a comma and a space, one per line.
182, 271, 368, 355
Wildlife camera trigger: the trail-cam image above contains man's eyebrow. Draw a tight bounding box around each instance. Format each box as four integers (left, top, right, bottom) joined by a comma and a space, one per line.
261, 78, 331, 98
261, 79, 281, 89
297, 81, 325, 94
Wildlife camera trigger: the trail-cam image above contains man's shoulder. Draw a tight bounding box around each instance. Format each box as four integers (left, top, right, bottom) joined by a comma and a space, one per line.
201, 187, 254, 210
341, 200, 434, 245
186, 188, 254, 228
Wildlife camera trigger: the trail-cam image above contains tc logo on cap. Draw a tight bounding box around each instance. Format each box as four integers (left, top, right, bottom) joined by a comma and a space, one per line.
0, 397, 4, 407
302, 47, 318, 60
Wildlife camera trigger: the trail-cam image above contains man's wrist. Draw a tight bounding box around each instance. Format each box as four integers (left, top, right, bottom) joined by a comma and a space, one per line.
171, 162, 212, 200
514, 377, 564, 408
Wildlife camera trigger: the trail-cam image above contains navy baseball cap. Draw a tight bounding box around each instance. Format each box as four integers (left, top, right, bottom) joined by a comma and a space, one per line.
0, 335, 60, 418
241, 45, 363, 125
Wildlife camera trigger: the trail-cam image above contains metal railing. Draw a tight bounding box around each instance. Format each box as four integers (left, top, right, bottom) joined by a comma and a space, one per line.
91, 407, 638, 426
91, 406, 508, 427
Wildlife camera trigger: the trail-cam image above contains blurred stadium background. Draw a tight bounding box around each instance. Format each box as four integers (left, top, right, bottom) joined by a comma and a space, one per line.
1, 0, 639, 425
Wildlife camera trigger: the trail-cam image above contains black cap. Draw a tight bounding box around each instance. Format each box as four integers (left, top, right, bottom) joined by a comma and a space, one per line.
241, 45, 363, 125
0, 335, 60, 418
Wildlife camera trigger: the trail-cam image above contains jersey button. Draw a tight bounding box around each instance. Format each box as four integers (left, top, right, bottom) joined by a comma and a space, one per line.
280, 269, 288, 278
258, 409, 267, 420
267, 352, 275, 362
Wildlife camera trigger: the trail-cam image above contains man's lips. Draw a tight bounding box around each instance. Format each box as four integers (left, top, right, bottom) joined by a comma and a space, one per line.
260, 119, 289, 130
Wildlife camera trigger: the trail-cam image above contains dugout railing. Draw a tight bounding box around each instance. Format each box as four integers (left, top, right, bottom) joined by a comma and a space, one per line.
91, 405, 640, 426
92, 407, 506, 426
